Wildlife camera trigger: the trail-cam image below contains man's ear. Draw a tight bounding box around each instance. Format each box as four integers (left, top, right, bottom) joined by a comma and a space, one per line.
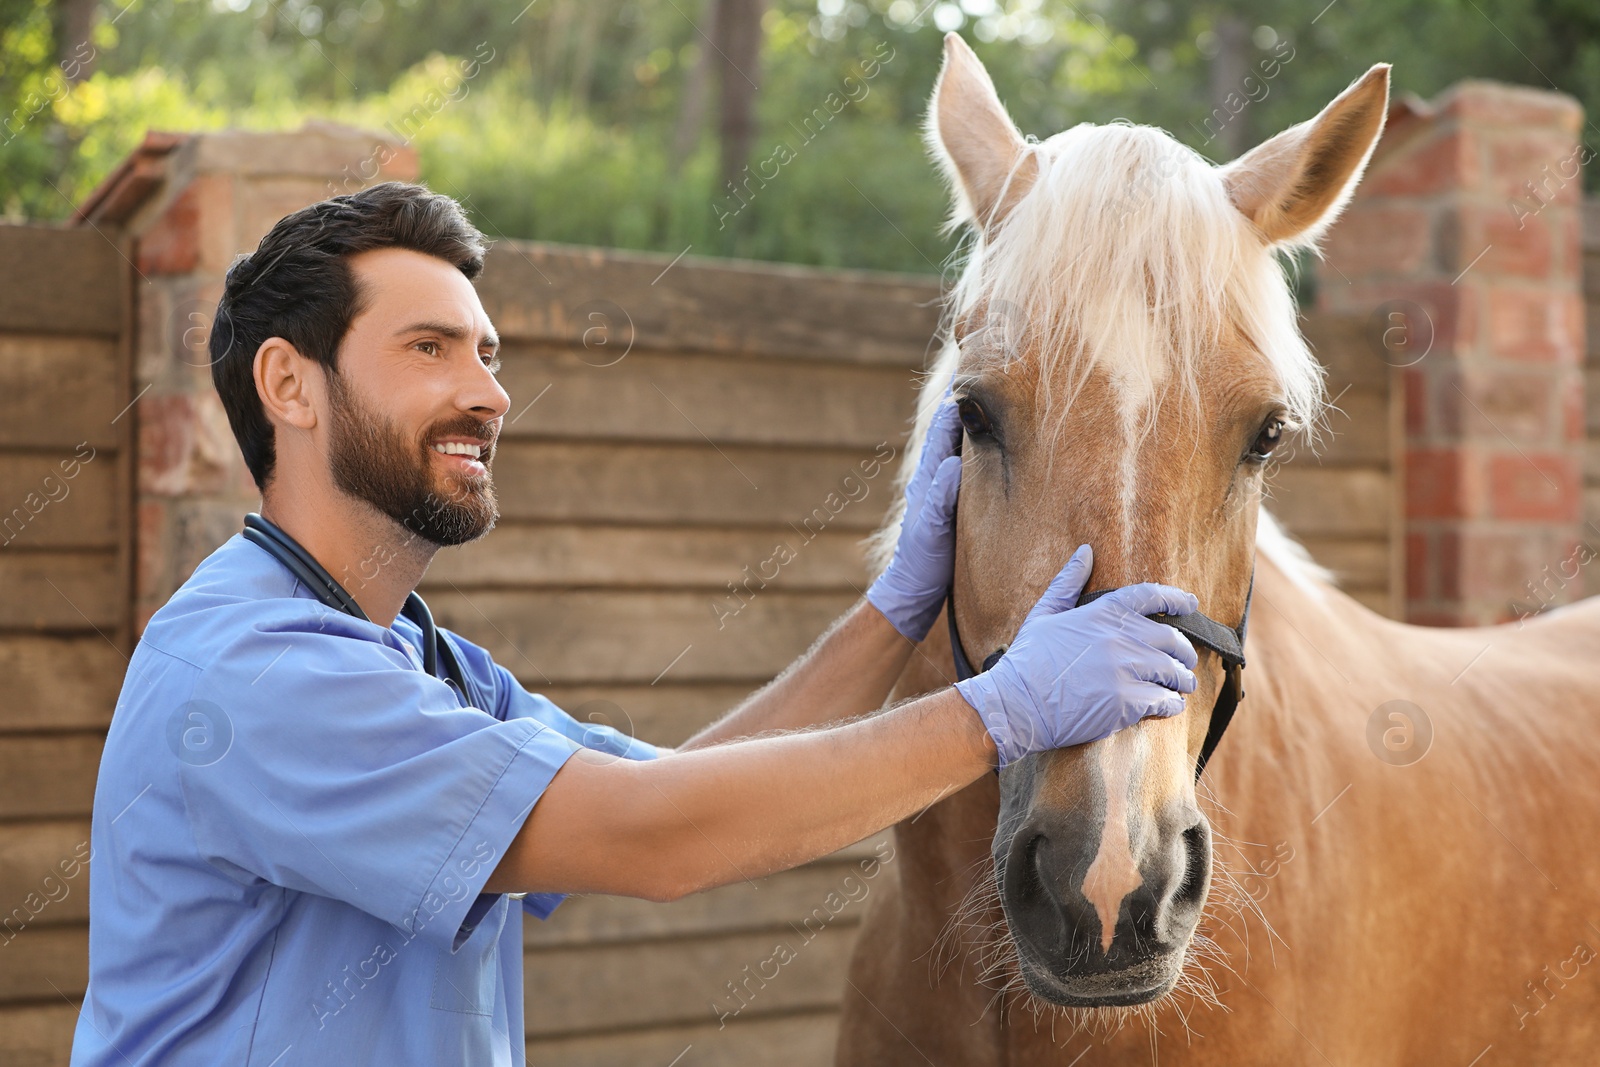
926, 32, 1038, 236
1219, 64, 1391, 246
254, 338, 321, 432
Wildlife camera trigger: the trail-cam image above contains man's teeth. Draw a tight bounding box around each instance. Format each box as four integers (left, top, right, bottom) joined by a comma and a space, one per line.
432, 442, 483, 459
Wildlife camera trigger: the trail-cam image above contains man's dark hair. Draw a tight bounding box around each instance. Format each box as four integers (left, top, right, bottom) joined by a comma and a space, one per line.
209, 181, 488, 490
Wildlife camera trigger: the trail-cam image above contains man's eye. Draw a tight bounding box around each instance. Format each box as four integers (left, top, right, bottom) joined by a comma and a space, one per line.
416, 341, 441, 356
957, 397, 995, 439
482, 353, 501, 372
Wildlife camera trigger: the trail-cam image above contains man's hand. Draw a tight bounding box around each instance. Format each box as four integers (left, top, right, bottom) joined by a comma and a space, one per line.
954, 544, 1200, 767
867, 396, 963, 642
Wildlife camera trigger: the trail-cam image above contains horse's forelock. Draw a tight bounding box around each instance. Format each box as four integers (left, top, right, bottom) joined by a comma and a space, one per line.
869, 120, 1330, 579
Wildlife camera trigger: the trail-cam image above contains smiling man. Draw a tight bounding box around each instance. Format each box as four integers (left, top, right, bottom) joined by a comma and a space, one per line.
72, 181, 1200, 1066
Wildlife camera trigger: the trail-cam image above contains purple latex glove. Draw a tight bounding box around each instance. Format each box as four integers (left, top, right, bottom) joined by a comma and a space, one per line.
867, 397, 964, 641
954, 545, 1201, 767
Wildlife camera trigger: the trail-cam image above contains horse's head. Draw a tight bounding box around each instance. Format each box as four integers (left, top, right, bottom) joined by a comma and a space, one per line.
899, 36, 1389, 1011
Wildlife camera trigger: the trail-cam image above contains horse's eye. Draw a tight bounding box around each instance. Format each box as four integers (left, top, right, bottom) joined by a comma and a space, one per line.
1247, 417, 1286, 463
957, 397, 995, 439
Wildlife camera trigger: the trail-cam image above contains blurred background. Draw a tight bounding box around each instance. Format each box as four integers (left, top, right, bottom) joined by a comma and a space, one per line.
5, 0, 1600, 269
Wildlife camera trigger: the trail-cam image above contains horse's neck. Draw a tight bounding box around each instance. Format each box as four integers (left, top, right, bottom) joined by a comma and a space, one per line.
1197, 552, 1371, 820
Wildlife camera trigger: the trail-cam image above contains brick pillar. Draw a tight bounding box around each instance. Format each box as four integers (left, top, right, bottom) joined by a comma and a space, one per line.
73, 122, 418, 631
1320, 81, 1587, 626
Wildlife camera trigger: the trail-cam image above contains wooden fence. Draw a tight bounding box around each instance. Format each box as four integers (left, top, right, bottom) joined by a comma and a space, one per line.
0, 223, 136, 1064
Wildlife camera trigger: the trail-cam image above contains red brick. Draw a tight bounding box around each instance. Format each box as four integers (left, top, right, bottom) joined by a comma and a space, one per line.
138, 392, 195, 496
1406, 448, 1470, 519
1403, 367, 1428, 435
376, 141, 419, 182
1489, 131, 1584, 206
136, 185, 201, 276
1434, 81, 1583, 134
1445, 368, 1554, 446
1467, 208, 1555, 281
1322, 205, 1434, 280
136, 499, 167, 610
1457, 528, 1555, 603
1363, 128, 1477, 198
1367, 281, 1476, 353
1486, 287, 1579, 363
1554, 209, 1583, 281
189, 389, 246, 496
190, 174, 238, 276
1562, 376, 1583, 443
1487, 451, 1580, 522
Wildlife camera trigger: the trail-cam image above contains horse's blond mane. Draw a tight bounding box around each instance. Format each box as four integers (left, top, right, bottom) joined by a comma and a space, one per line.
868, 120, 1330, 583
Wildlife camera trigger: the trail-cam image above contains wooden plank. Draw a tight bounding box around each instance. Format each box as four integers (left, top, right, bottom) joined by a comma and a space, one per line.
1296, 536, 1391, 592
497, 344, 919, 449
0, 226, 122, 337
525, 1009, 839, 1067
1585, 440, 1600, 484
429, 589, 856, 686
0, 636, 123, 732
1347, 586, 1393, 617
0, 821, 92, 929
1300, 312, 1389, 390
524, 925, 859, 1037
0, 735, 102, 820
0, 552, 122, 631
424, 524, 871, 592
1265, 467, 1391, 539
477, 240, 941, 367
0, 1004, 79, 1067
0, 453, 119, 549
0, 336, 122, 449
492, 442, 901, 530
527, 837, 893, 948
1308, 387, 1389, 467
0, 924, 87, 1001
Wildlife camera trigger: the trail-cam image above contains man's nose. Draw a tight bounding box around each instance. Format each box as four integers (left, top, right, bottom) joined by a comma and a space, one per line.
458, 355, 510, 420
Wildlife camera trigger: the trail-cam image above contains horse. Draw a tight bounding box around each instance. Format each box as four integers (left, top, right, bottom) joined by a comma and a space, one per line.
836, 34, 1600, 1065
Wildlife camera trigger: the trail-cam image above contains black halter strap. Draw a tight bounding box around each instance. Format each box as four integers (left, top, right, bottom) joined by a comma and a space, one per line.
946, 569, 1253, 778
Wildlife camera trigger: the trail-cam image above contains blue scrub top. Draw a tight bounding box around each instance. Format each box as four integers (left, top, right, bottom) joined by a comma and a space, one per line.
70, 532, 660, 1066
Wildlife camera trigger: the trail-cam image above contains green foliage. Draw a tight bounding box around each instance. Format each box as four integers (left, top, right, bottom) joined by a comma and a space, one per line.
3, 0, 1598, 273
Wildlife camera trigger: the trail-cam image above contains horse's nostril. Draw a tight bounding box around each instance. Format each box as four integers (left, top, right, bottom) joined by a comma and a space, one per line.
1173, 822, 1210, 907
1023, 833, 1046, 887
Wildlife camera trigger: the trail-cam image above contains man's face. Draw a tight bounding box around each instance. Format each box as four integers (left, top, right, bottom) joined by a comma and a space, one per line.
322, 247, 510, 547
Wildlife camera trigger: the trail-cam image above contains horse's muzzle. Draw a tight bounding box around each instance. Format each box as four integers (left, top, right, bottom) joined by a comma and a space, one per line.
999, 807, 1212, 1006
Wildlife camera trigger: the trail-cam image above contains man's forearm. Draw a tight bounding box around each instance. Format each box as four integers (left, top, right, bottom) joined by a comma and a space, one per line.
498, 686, 994, 901
678, 596, 919, 750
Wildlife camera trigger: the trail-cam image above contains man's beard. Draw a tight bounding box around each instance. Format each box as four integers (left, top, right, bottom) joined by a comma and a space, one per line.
325, 370, 499, 547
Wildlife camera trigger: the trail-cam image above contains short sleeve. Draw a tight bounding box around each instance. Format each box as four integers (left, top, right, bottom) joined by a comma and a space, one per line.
440, 628, 663, 762
481, 659, 663, 918
177, 605, 584, 951
496, 666, 663, 762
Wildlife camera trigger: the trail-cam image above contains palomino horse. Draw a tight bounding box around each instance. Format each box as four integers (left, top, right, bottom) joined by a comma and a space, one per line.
838, 35, 1600, 1065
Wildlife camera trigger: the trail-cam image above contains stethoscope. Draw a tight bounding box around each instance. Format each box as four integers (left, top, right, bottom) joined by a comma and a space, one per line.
241, 512, 485, 710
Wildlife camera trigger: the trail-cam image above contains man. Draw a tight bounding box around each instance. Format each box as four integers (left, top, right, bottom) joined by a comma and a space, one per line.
72, 182, 1198, 1065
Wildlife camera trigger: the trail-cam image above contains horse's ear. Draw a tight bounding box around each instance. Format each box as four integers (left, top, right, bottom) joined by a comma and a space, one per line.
1219, 64, 1390, 246
927, 32, 1038, 235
